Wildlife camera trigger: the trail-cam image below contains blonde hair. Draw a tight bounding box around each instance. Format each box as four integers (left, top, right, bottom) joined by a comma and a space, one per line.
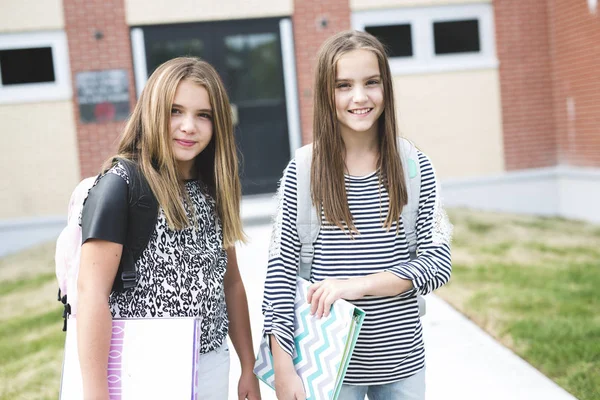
311, 30, 408, 233
106, 57, 245, 247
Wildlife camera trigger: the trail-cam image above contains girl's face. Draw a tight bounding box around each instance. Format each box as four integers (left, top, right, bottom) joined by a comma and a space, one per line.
334, 49, 384, 139
169, 79, 214, 178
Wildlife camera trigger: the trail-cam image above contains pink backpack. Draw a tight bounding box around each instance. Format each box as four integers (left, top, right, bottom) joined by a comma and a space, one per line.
55, 176, 97, 325
54, 158, 159, 331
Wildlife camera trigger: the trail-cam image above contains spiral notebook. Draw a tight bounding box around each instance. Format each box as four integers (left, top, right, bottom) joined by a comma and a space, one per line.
254, 277, 366, 400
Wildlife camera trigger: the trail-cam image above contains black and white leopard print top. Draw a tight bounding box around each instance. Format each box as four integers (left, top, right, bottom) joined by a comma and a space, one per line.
107, 163, 228, 354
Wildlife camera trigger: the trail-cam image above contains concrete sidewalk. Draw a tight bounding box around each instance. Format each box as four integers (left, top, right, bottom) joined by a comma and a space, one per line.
0, 216, 65, 257
231, 219, 579, 400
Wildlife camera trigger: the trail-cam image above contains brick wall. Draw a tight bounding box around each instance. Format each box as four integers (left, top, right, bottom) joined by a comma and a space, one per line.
63, 0, 136, 178
548, 0, 600, 167
493, 0, 557, 170
293, 0, 351, 144
495, 0, 600, 170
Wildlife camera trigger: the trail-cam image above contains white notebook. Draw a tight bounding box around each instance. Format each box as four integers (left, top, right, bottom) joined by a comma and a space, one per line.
60, 317, 202, 399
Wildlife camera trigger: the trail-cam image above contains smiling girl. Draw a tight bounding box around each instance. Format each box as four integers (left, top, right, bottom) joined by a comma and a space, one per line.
262, 31, 453, 400
76, 57, 260, 400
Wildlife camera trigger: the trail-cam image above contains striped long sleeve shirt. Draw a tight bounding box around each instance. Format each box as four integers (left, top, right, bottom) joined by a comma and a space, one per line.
262, 150, 453, 385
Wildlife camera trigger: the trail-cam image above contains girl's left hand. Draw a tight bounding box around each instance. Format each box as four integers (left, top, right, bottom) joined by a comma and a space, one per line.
307, 278, 365, 318
238, 370, 261, 400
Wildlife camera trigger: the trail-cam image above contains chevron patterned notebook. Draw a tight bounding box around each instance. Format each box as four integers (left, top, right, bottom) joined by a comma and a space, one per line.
254, 277, 366, 400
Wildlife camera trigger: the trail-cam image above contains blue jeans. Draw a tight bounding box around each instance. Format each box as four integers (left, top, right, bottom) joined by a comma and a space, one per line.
338, 368, 425, 400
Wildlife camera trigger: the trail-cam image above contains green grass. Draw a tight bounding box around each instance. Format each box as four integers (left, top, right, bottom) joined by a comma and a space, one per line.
0, 272, 56, 297
438, 209, 600, 400
0, 242, 65, 400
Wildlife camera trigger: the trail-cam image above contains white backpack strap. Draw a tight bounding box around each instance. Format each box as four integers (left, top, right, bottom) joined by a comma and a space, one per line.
295, 144, 320, 280
398, 137, 421, 258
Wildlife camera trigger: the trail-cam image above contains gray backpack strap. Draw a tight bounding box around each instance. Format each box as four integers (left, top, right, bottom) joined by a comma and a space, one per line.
398, 137, 421, 258
398, 137, 426, 317
295, 144, 321, 281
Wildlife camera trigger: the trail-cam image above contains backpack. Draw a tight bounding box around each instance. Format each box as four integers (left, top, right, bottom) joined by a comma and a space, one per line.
55, 158, 158, 331
294, 137, 426, 316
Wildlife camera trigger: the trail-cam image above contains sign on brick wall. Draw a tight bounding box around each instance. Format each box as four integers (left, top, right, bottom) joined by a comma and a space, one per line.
76, 69, 130, 123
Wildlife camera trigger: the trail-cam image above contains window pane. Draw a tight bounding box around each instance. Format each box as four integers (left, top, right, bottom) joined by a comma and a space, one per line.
224, 33, 283, 104
0, 47, 55, 85
433, 19, 480, 55
365, 24, 413, 58
147, 39, 204, 76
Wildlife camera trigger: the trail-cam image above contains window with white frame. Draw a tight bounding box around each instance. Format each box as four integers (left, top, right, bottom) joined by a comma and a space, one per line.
0, 31, 71, 104
365, 24, 413, 58
352, 3, 497, 75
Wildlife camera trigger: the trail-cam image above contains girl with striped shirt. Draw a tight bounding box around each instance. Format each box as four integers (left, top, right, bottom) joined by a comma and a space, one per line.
262, 30, 453, 400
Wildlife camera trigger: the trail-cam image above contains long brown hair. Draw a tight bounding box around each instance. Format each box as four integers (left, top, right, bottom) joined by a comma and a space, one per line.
311, 30, 408, 233
106, 57, 245, 247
